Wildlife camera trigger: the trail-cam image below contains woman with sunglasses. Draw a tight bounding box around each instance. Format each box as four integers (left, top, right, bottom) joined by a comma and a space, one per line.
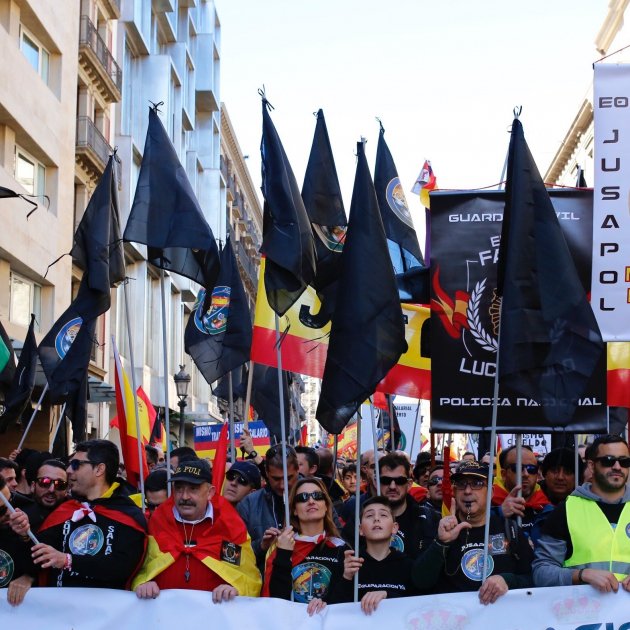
262, 477, 350, 615
412, 462, 533, 604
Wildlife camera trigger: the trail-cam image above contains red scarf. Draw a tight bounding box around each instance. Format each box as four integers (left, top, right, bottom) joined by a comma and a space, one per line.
491, 482, 550, 511
149, 494, 249, 566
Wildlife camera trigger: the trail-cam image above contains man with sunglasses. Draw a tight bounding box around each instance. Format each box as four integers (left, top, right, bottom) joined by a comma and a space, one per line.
223, 461, 261, 507
533, 434, 630, 593
20, 439, 147, 592
425, 466, 444, 513
413, 461, 533, 602
492, 444, 552, 542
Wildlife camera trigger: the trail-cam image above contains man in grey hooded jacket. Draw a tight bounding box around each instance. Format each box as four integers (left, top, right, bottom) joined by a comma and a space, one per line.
532, 434, 630, 593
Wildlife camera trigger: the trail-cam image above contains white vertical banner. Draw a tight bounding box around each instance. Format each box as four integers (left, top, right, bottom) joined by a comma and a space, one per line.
592, 63, 630, 340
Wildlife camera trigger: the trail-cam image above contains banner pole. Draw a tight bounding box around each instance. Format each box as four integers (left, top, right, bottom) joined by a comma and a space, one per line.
274, 313, 290, 529
228, 370, 236, 463
49, 403, 67, 452
332, 435, 338, 477
387, 395, 395, 451
17, 383, 48, 451
353, 408, 362, 603
160, 269, 172, 494
409, 400, 421, 459
482, 302, 503, 584
123, 280, 146, 509
243, 361, 253, 432
0, 492, 39, 544
369, 399, 381, 496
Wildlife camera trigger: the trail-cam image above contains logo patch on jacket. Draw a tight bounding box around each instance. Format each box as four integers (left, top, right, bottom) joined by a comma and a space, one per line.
221, 541, 241, 565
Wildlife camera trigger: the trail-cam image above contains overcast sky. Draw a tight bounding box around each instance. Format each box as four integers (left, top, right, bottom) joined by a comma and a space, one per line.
215, 0, 608, 239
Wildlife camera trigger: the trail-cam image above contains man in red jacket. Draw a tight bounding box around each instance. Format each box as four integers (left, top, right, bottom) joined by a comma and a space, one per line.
133, 459, 260, 601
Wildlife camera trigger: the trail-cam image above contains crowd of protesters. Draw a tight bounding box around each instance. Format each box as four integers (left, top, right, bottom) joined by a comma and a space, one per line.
2, 430, 630, 615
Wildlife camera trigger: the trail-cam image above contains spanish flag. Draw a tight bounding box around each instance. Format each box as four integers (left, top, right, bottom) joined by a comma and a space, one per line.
112, 338, 150, 487
608, 342, 630, 408
251, 258, 430, 400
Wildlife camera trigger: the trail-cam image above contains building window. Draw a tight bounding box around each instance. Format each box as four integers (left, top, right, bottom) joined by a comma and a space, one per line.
10, 273, 41, 330
20, 27, 49, 84
15, 147, 45, 197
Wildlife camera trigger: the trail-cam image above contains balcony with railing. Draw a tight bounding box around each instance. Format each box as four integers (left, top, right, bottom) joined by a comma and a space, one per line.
78, 15, 122, 103
75, 116, 113, 181
229, 225, 259, 293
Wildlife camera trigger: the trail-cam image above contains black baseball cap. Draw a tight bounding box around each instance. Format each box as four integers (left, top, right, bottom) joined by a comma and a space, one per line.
170, 459, 212, 484
228, 461, 262, 489
451, 461, 489, 482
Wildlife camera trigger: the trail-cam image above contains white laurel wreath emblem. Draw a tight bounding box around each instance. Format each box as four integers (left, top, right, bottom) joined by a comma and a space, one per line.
466, 278, 498, 353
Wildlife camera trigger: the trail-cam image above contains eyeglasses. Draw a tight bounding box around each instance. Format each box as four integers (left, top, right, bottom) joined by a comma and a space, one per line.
35, 477, 68, 491
452, 479, 487, 490
294, 490, 326, 503
507, 464, 539, 475
428, 476, 443, 486
380, 475, 409, 487
594, 455, 630, 468
68, 459, 97, 471
225, 471, 249, 486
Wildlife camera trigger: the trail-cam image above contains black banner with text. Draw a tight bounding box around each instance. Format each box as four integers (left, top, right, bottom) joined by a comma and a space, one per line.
430, 189, 607, 433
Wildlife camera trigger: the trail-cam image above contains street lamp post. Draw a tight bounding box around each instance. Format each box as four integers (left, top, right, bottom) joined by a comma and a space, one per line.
174, 365, 191, 447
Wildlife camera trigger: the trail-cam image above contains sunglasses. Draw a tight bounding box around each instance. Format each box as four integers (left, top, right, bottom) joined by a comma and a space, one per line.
380, 475, 409, 487
36, 477, 68, 491
452, 479, 486, 490
507, 464, 539, 475
428, 476, 443, 486
294, 490, 326, 504
226, 471, 249, 486
594, 455, 630, 468
68, 459, 97, 471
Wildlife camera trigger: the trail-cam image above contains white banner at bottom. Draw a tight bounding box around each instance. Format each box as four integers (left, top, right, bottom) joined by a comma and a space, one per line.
1, 585, 630, 629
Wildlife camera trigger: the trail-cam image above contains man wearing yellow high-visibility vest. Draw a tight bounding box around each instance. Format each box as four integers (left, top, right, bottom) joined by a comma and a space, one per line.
532, 435, 630, 593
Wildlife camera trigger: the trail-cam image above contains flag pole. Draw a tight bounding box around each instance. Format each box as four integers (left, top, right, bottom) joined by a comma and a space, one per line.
123, 281, 146, 508
332, 435, 338, 477
369, 399, 381, 496
387, 395, 395, 451
409, 400, 421, 459
0, 492, 39, 544
228, 370, 236, 462
274, 313, 290, 528
159, 269, 173, 493
17, 383, 49, 451
353, 408, 362, 603
49, 403, 67, 452
574, 441, 580, 491
515, 433, 523, 528
243, 361, 253, 431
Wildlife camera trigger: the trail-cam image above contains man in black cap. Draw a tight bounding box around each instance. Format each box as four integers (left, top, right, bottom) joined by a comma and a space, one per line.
133, 458, 261, 600
223, 461, 261, 507
412, 461, 533, 603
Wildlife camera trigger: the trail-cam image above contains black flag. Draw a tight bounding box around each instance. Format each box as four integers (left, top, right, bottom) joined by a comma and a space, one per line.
374, 123, 429, 304
249, 363, 290, 442
260, 98, 316, 316
0, 314, 38, 432
185, 238, 252, 386
317, 142, 407, 434
212, 365, 244, 403
496, 117, 604, 425
300, 109, 347, 328
72, 155, 125, 295
124, 107, 220, 297
0, 321, 16, 395
39, 156, 123, 411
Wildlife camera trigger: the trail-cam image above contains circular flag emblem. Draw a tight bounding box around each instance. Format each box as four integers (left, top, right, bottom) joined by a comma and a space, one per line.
55, 317, 83, 359
69, 523, 104, 556
461, 548, 493, 582
313, 224, 347, 252
0, 549, 14, 587
386, 177, 414, 228
194, 286, 231, 335
390, 532, 405, 553
291, 561, 332, 603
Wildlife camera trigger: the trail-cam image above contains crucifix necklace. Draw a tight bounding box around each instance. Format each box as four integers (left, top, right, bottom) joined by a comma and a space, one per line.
182, 522, 196, 583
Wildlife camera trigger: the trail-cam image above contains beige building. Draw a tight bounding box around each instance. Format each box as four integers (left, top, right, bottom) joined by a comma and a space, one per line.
0, 0, 80, 451
545, 0, 630, 186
